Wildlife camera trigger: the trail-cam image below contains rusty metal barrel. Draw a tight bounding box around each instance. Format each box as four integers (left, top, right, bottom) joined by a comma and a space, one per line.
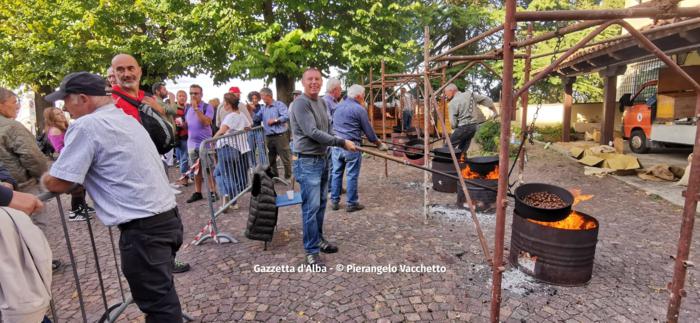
509, 211, 599, 286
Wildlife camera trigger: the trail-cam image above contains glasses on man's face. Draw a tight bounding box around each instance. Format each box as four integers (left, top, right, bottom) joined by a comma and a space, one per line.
189, 92, 201, 96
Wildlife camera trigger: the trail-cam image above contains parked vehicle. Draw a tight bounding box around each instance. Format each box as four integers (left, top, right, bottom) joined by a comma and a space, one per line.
620, 76, 698, 154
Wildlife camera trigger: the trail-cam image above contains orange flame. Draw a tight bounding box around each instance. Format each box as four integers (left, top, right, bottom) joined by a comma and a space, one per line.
484, 167, 499, 180
461, 165, 499, 179
570, 188, 594, 206
529, 211, 597, 230
461, 165, 481, 179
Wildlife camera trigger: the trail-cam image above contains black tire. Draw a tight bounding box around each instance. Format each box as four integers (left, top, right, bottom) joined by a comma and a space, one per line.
629, 129, 649, 154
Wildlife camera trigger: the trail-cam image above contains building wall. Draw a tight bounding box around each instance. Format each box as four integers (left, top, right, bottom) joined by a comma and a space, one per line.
513, 102, 622, 132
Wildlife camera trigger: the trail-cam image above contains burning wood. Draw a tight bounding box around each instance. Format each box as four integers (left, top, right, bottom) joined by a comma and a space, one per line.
529, 211, 598, 230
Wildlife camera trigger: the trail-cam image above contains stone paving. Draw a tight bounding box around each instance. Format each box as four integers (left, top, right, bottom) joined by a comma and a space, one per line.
43, 143, 699, 322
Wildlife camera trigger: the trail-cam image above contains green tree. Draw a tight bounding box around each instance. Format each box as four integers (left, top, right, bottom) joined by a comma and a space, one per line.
0, 0, 193, 127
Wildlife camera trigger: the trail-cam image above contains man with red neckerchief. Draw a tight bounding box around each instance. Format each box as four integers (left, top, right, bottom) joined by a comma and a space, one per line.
110, 54, 165, 121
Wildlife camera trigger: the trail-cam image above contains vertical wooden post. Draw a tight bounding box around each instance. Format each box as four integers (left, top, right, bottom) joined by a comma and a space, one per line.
599, 66, 625, 145
562, 77, 575, 142
381, 61, 388, 178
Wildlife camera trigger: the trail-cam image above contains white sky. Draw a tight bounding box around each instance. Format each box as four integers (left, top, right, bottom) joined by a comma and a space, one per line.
165, 74, 336, 103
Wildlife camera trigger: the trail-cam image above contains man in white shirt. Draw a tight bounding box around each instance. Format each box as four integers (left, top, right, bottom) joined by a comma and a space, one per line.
41, 72, 184, 323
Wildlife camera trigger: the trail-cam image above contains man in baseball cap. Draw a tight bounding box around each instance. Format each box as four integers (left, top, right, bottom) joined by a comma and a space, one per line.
43, 71, 185, 321
45, 72, 108, 103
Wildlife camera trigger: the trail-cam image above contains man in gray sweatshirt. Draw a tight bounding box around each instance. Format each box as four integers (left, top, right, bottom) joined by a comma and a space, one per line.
289, 68, 356, 268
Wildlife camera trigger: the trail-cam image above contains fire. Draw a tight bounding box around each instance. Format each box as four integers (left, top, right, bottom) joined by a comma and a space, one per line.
529, 211, 597, 230
461, 165, 480, 179
485, 167, 499, 179
570, 188, 593, 206
460, 165, 499, 179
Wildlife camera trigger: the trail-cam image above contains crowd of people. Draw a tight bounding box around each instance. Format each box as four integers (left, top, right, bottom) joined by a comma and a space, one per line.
0, 49, 496, 322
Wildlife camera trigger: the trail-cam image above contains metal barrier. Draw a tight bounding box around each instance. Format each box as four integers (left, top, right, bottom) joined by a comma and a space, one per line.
37, 191, 130, 323
191, 126, 269, 245
36, 192, 194, 322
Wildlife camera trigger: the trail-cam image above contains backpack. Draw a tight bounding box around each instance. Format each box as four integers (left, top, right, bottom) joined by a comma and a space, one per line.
112, 91, 176, 154
35, 131, 55, 159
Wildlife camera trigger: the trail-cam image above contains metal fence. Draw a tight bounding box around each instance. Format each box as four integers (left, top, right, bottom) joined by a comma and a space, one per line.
37, 191, 130, 323
190, 126, 269, 246
35, 191, 195, 323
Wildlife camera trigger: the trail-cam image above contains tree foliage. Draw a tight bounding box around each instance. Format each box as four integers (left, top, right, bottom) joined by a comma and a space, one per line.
0, 0, 626, 109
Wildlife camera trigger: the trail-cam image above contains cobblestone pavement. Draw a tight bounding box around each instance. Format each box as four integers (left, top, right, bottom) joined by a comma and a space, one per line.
43, 144, 699, 322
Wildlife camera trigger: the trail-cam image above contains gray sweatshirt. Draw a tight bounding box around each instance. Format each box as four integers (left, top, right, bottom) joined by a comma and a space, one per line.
448, 90, 496, 128
290, 94, 345, 155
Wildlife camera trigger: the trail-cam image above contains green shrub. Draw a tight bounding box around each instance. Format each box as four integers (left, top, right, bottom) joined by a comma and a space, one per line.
475, 120, 500, 152
532, 125, 573, 142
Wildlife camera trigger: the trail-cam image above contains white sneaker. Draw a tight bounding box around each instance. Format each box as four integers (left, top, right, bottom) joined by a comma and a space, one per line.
171, 187, 182, 195
170, 182, 182, 189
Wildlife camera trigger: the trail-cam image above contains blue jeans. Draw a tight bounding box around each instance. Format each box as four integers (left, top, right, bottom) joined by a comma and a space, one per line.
293, 154, 331, 254
174, 139, 190, 178
402, 110, 413, 130
330, 147, 362, 206
214, 146, 249, 198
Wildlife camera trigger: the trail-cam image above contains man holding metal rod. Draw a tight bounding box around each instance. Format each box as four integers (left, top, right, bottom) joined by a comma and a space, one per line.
289, 68, 357, 268
330, 84, 388, 212
41, 72, 184, 323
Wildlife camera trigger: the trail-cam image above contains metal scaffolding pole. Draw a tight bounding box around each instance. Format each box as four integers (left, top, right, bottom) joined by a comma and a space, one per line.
381, 61, 388, 178
422, 27, 431, 220
491, 1, 516, 321
518, 23, 532, 178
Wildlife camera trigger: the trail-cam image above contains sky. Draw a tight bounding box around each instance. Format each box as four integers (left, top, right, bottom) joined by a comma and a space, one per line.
165, 74, 326, 103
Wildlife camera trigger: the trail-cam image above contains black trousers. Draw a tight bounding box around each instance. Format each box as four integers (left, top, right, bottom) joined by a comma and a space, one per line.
118, 208, 184, 323
265, 133, 292, 178
450, 123, 479, 159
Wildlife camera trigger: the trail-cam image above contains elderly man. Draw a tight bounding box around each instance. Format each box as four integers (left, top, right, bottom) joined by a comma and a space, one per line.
0, 87, 59, 270
106, 67, 118, 88
290, 69, 356, 267
323, 77, 342, 119
330, 84, 387, 212
42, 72, 185, 322
254, 88, 292, 179
445, 83, 498, 159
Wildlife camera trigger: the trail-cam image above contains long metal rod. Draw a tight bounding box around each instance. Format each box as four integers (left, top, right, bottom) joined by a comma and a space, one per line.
492, 1, 516, 321
381, 61, 388, 178
369, 67, 374, 139
667, 95, 700, 323
518, 23, 532, 177
430, 24, 504, 62
515, 6, 700, 21
512, 20, 604, 48
423, 26, 430, 220
514, 21, 615, 98
527, 17, 700, 60
108, 227, 126, 302
84, 210, 109, 312
619, 20, 700, 91
55, 196, 88, 322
